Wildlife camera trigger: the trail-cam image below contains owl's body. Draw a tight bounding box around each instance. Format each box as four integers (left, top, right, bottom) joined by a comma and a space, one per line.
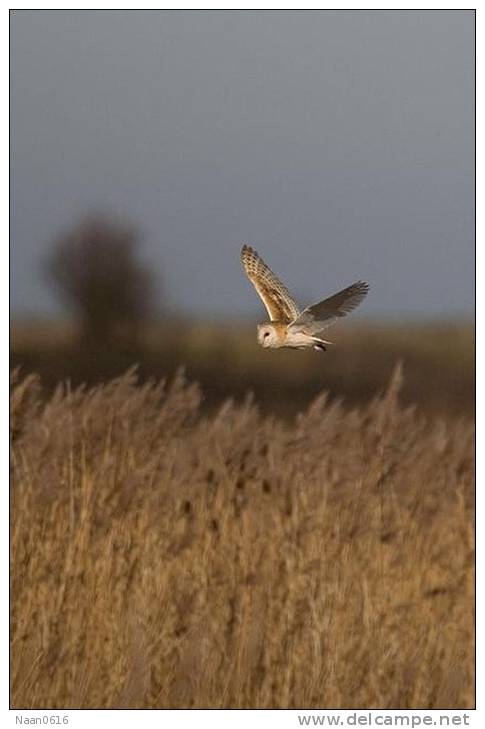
241, 245, 369, 351
257, 322, 331, 351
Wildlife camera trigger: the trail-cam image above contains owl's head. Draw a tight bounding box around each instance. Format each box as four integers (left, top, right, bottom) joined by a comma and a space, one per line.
257, 323, 277, 348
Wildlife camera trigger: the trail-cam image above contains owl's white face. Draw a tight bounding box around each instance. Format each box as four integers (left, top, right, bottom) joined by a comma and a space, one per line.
257, 324, 278, 348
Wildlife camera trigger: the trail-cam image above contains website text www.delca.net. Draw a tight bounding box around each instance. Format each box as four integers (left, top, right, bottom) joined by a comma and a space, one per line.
297, 714, 471, 727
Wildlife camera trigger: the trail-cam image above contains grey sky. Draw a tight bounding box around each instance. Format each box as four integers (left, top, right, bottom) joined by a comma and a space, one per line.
11, 10, 474, 320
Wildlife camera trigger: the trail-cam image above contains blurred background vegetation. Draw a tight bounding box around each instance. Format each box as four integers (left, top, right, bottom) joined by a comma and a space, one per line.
11, 213, 473, 419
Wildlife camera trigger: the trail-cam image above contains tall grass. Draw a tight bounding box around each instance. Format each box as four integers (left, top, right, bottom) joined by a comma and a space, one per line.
10, 367, 474, 709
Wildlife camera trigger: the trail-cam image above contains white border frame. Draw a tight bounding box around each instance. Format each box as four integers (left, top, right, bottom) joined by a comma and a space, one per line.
5, 4, 478, 726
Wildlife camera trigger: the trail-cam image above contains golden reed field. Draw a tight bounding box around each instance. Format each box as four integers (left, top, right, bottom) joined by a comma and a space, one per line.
10, 357, 474, 709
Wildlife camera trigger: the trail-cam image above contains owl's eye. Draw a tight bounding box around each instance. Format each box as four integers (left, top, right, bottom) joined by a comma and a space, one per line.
264, 332, 270, 338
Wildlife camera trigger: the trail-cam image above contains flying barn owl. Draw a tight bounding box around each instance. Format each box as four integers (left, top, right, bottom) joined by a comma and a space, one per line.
241, 245, 369, 351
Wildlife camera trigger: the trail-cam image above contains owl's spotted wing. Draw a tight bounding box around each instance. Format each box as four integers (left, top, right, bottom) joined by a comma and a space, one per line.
289, 281, 369, 334
241, 245, 300, 322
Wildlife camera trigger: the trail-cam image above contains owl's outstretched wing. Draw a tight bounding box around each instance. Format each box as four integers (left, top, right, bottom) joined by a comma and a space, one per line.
241, 245, 300, 322
289, 281, 369, 334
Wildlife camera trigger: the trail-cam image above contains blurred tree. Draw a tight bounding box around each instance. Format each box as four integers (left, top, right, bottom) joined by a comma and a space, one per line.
47, 215, 156, 346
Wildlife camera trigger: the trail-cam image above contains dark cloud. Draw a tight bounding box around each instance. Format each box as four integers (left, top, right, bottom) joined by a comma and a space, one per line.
11, 10, 474, 318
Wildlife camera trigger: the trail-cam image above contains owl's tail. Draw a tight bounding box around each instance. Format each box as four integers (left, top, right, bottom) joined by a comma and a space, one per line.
313, 336, 334, 346
312, 336, 335, 352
